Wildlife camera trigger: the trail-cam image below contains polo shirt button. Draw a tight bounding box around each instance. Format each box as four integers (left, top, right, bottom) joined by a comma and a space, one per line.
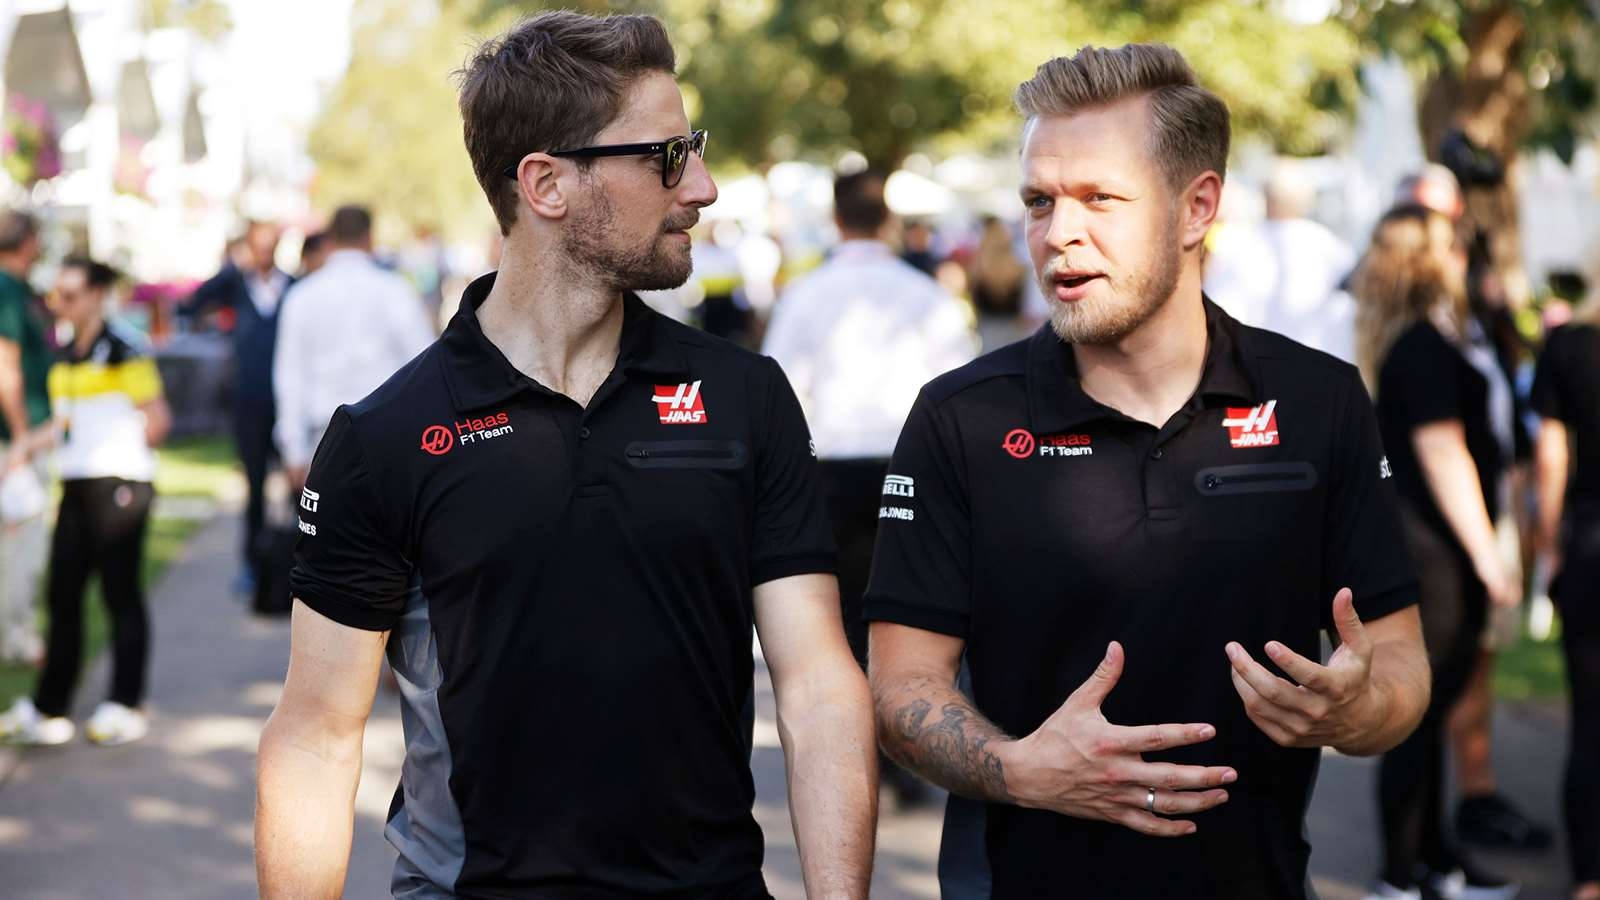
579, 427, 591, 439
1151, 448, 1164, 460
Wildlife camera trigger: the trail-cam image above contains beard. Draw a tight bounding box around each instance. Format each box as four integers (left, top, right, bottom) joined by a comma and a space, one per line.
1043, 218, 1181, 346
561, 180, 698, 292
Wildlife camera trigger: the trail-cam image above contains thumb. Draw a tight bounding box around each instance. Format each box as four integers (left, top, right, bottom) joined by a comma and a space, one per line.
1331, 588, 1369, 655
1069, 641, 1124, 710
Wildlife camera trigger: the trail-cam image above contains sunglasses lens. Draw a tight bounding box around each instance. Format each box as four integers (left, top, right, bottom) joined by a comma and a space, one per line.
665, 139, 688, 186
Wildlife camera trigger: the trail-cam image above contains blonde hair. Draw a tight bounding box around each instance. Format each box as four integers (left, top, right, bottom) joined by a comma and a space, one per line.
1351, 205, 1469, 390
1014, 44, 1231, 191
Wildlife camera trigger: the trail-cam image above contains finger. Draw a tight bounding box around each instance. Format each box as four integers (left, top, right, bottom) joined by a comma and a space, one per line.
1124, 786, 1230, 816
1068, 641, 1123, 710
1225, 643, 1314, 714
1330, 588, 1370, 656
1229, 666, 1305, 746
1111, 808, 1197, 837
1121, 760, 1237, 791
1263, 641, 1332, 693
1113, 722, 1216, 754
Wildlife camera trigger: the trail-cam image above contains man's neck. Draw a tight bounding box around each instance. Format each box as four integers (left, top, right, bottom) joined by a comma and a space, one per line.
72, 318, 103, 357
0, 259, 27, 281
478, 247, 625, 408
1072, 274, 1208, 429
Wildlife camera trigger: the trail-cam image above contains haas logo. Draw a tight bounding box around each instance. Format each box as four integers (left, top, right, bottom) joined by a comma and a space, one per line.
1223, 400, 1280, 449
654, 381, 708, 425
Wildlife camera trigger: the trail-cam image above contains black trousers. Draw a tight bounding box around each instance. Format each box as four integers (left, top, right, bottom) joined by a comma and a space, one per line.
234, 403, 274, 578
1377, 505, 1488, 885
34, 478, 155, 717
1557, 509, 1600, 885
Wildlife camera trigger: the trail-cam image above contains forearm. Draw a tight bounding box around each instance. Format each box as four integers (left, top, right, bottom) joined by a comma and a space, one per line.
873, 671, 1014, 803
255, 712, 364, 898
0, 369, 29, 445
1534, 423, 1569, 554
778, 669, 877, 900
1334, 638, 1430, 756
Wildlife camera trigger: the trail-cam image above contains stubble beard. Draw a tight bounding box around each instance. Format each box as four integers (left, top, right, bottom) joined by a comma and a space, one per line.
561, 178, 698, 293
1045, 217, 1182, 346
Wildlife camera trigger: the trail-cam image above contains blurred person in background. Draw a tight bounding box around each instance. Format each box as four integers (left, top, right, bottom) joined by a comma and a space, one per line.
1202, 161, 1357, 361
297, 230, 330, 278
1354, 204, 1519, 900
0, 209, 53, 666
403, 224, 450, 328
1395, 166, 1551, 852
762, 168, 976, 808
0, 257, 169, 746
1531, 281, 1600, 900
967, 216, 1032, 353
901, 220, 940, 276
185, 220, 292, 596
272, 205, 434, 490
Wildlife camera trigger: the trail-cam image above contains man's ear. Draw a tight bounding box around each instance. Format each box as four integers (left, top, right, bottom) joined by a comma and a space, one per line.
513, 154, 570, 222
1179, 171, 1223, 252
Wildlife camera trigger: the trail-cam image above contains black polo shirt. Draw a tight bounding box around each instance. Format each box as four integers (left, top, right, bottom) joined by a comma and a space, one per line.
864, 300, 1416, 899
290, 273, 835, 898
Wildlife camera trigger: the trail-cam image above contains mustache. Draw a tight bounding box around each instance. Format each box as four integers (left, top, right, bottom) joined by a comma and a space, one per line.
663, 212, 700, 233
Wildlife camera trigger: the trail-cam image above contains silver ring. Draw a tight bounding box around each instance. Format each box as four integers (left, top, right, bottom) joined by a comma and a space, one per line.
1146, 787, 1157, 813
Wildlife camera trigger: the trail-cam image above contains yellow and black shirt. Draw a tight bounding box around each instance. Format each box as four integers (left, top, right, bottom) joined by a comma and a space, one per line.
48, 324, 163, 483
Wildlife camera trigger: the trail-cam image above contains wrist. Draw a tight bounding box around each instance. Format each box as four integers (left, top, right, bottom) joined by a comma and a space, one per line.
990, 737, 1034, 806
1333, 679, 1390, 755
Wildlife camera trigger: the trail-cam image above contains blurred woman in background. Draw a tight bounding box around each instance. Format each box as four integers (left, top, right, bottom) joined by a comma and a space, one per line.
1532, 280, 1600, 900
1353, 205, 1518, 899
966, 216, 1030, 353
0, 257, 169, 746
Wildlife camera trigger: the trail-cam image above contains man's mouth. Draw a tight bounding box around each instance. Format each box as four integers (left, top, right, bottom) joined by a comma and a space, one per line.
1055, 272, 1104, 288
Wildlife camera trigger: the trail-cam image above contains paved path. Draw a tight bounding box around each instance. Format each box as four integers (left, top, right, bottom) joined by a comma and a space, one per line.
0, 514, 1572, 898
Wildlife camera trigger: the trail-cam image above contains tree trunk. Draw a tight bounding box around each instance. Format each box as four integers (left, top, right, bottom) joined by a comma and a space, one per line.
1419, 2, 1533, 308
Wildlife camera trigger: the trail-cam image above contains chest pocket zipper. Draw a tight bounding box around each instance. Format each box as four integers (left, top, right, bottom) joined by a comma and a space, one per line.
624, 440, 748, 470
1194, 462, 1318, 496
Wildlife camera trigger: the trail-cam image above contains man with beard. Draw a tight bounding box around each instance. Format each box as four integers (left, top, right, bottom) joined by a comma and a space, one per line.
864, 45, 1431, 899
255, 12, 875, 899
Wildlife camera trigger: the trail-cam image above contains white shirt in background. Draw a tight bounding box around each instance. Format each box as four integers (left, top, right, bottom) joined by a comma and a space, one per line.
272, 249, 436, 469
1203, 218, 1358, 362
762, 240, 978, 460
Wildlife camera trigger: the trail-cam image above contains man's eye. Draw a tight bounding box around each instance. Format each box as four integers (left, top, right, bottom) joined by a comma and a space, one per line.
1087, 193, 1114, 204
1026, 196, 1052, 209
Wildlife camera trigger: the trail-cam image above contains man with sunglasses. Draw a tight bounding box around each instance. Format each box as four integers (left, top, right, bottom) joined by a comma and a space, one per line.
256, 12, 876, 900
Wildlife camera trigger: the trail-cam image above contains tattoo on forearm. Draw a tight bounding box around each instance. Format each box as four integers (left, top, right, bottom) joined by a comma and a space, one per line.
884, 691, 1012, 803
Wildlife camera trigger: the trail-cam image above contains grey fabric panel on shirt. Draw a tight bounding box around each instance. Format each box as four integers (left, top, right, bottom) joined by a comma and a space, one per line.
385, 583, 468, 897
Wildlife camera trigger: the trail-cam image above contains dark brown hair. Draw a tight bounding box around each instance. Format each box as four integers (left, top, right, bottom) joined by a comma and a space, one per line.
833, 170, 890, 236
1015, 44, 1230, 192
455, 11, 677, 235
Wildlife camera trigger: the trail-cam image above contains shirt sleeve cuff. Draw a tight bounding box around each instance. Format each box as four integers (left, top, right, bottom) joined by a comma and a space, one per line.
1351, 581, 1419, 624
862, 596, 969, 638
751, 552, 836, 587
292, 583, 400, 632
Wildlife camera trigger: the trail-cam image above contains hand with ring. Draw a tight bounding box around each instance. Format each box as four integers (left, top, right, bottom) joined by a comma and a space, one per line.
993, 641, 1236, 837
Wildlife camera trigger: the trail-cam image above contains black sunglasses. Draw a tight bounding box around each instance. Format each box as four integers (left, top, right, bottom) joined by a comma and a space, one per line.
501, 129, 708, 188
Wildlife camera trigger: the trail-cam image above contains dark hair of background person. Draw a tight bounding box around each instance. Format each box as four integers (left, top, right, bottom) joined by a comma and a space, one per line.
0, 210, 39, 254
833, 170, 890, 237
60, 255, 120, 291
328, 206, 373, 245
1014, 42, 1231, 193
454, 11, 678, 235
300, 231, 327, 258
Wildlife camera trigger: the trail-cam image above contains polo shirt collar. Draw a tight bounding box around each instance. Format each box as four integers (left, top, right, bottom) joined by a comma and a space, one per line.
1026, 296, 1260, 433
441, 271, 690, 412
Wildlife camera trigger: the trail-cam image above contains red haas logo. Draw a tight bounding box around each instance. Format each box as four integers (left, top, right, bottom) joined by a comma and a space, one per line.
420, 425, 454, 456
1223, 400, 1280, 448
654, 381, 707, 425
1002, 429, 1036, 459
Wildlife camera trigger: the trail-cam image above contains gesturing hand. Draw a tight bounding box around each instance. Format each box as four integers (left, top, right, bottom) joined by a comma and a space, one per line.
1226, 588, 1381, 750
999, 641, 1236, 837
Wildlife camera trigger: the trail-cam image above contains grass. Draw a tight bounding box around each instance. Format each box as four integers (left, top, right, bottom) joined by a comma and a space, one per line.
0, 436, 239, 712
1491, 620, 1568, 702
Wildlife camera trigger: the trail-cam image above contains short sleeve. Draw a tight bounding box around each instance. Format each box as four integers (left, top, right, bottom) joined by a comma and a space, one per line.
1382, 327, 1465, 429
120, 357, 163, 405
1322, 373, 1418, 630
1531, 329, 1569, 422
289, 408, 413, 630
0, 287, 25, 344
862, 391, 973, 638
749, 356, 836, 585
